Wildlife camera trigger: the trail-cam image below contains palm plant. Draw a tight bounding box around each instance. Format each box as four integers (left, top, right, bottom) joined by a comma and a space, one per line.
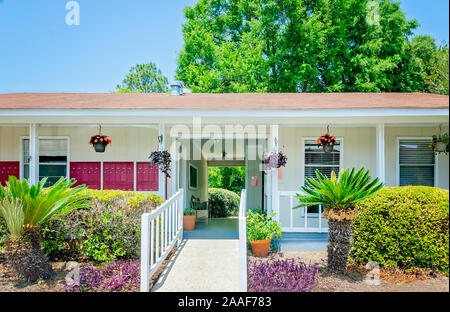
295, 168, 383, 274
0, 176, 90, 281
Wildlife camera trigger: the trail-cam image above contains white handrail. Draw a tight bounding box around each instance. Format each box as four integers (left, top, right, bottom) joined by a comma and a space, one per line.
238, 189, 247, 292
140, 189, 184, 292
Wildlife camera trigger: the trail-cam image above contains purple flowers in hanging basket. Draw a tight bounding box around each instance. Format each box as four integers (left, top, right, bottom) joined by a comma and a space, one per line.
149, 150, 172, 178
263, 151, 287, 170
248, 257, 319, 292
430, 132, 449, 154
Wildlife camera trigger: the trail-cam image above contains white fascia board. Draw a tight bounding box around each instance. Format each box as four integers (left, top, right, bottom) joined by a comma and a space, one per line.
0, 108, 448, 118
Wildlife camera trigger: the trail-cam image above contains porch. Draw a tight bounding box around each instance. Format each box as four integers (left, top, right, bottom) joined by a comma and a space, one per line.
0, 120, 449, 234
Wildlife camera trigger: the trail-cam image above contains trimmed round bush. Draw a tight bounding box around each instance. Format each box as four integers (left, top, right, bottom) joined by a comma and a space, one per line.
208, 188, 240, 218
351, 186, 449, 274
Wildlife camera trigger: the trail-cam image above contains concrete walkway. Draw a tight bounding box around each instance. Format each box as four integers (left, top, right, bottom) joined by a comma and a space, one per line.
152, 239, 240, 292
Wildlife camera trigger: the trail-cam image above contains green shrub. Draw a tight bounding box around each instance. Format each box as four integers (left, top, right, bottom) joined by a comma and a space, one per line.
351, 186, 449, 275
41, 190, 163, 262
208, 188, 240, 217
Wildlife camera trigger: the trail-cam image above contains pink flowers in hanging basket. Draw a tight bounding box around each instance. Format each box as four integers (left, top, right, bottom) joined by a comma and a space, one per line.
317, 133, 336, 153
317, 133, 336, 147
89, 134, 112, 146
89, 134, 112, 152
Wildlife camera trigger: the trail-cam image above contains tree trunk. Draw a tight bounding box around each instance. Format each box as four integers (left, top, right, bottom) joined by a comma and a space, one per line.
5, 231, 55, 282
327, 219, 352, 274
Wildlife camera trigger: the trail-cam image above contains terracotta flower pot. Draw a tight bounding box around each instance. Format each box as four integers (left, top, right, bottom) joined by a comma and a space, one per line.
250, 239, 271, 257
183, 215, 196, 231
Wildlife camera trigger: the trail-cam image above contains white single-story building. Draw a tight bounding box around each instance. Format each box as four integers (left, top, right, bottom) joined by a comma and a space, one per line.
0, 91, 448, 233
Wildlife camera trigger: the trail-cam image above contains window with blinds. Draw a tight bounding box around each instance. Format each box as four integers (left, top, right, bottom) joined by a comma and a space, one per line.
23, 138, 68, 186
304, 140, 341, 179
399, 139, 435, 187
304, 140, 341, 214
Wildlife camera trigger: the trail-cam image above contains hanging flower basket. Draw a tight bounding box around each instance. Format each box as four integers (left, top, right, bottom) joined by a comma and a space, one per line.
262, 151, 287, 171
430, 133, 449, 154
317, 133, 336, 153
89, 134, 111, 153
149, 150, 172, 178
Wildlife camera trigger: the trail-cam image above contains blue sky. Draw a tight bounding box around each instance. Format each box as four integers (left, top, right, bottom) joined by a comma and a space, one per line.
0, 0, 448, 93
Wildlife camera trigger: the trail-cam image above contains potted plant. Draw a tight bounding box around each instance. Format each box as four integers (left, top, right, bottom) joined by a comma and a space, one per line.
149, 150, 172, 178
317, 133, 336, 153
247, 211, 282, 257
295, 168, 383, 274
193, 201, 208, 223
430, 133, 449, 154
262, 151, 287, 171
89, 133, 111, 153
183, 207, 197, 231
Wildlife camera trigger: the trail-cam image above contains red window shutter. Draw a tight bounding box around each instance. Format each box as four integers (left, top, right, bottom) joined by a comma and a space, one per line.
103, 162, 134, 191
0, 161, 19, 186
70, 162, 101, 190
136, 162, 159, 191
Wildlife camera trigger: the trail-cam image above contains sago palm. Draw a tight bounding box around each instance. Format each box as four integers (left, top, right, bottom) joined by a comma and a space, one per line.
295, 168, 383, 274
0, 176, 90, 281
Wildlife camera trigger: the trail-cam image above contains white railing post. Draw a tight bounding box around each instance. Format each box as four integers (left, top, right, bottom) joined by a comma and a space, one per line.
140, 189, 185, 292
140, 213, 151, 292
178, 191, 184, 245
239, 189, 247, 292
376, 123, 385, 183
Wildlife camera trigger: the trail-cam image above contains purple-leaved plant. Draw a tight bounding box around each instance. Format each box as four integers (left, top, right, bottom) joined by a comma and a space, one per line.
248, 257, 319, 292
66, 260, 140, 292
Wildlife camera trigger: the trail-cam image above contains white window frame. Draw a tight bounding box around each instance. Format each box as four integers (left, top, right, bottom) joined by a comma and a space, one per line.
19, 136, 70, 181
396, 137, 438, 187
301, 137, 344, 188
188, 163, 199, 191
288, 137, 344, 232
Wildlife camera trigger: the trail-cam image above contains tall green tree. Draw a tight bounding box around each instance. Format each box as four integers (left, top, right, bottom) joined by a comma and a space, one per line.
425, 42, 449, 95
208, 167, 245, 194
117, 63, 168, 93
176, 0, 440, 93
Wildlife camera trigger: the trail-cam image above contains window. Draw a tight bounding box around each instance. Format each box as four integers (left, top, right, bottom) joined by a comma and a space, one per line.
23, 138, 69, 186
304, 139, 342, 214
399, 139, 435, 187
189, 163, 198, 190
304, 139, 341, 180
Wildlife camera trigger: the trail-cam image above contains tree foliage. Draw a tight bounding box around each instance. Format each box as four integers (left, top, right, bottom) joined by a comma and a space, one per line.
117, 63, 168, 93
208, 167, 245, 194
176, 0, 447, 94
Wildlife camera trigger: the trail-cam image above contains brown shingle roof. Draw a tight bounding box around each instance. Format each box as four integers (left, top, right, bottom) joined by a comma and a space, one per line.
0, 92, 448, 110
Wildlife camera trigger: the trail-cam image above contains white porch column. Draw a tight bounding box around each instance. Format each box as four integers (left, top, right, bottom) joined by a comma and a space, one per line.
158, 123, 166, 200
29, 123, 39, 185
270, 125, 279, 221
170, 138, 178, 197
376, 123, 385, 183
